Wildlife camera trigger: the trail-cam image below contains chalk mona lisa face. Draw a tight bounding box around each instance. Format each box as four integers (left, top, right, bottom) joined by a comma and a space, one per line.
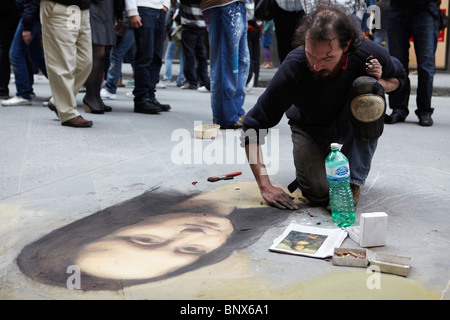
75, 212, 234, 280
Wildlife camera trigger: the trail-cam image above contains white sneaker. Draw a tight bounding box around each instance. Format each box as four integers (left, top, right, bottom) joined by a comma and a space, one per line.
156, 82, 167, 89
1, 95, 32, 106
245, 74, 254, 92
126, 91, 134, 98
197, 86, 209, 93
100, 88, 116, 100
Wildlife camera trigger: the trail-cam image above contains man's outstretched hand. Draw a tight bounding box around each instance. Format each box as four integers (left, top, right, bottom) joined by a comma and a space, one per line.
260, 185, 298, 210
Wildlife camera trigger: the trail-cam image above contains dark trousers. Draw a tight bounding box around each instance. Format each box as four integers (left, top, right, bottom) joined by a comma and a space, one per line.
182, 26, 210, 89
247, 29, 261, 87
387, 2, 439, 117
0, 17, 19, 96
133, 7, 166, 104
273, 3, 305, 63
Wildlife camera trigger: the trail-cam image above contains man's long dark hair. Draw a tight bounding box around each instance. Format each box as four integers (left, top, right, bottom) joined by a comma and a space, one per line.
293, 2, 364, 54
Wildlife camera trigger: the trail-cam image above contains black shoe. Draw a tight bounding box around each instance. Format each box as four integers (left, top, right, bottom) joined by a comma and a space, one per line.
151, 99, 171, 111
418, 113, 433, 126
181, 83, 197, 90
220, 123, 243, 130
134, 100, 162, 114
384, 111, 406, 124
45, 101, 59, 118
83, 99, 105, 114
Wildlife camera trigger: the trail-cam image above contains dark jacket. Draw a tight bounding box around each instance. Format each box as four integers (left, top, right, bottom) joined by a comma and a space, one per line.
1, 0, 20, 20
242, 40, 406, 143
114, 0, 125, 21
390, 0, 437, 9
16, 0, 41, 31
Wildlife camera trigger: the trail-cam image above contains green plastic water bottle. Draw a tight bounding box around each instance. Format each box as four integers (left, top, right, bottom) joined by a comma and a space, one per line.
325, 143, 355, 228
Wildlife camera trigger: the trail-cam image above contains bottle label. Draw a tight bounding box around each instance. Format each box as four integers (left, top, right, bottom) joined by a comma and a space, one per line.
326, 164, 350, 181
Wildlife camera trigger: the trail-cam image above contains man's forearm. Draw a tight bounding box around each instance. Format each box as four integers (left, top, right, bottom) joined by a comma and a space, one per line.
379, 77, 400, 93
245, 143, 271, 190
245, 143, 299, 210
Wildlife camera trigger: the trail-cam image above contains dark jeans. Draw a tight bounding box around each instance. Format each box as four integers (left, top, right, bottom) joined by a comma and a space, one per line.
0, 17, 19, 96
133, 7, 166, 104
9, 19, 47, 99
387, 3, 439, 117
181, 26, 210, 89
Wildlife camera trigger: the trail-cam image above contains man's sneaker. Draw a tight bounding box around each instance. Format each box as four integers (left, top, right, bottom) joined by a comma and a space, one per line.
197, 86, 209, 93
1, 95, 32, 106
246, 74, 255, 92
134, 101, 162, 114
126, 91, 134, 98
156, 82, 167, 89
100, 88, 116, 100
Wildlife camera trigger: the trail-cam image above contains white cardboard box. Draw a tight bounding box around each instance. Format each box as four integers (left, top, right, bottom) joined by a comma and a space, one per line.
347, 212, 388, 247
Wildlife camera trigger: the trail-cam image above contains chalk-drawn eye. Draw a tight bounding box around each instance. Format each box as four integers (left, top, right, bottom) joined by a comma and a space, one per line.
129, 235, 165, 246
174, 245, 206, 255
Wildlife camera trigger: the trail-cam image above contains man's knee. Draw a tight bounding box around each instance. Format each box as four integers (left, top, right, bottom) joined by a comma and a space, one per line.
349, 76, 386, 141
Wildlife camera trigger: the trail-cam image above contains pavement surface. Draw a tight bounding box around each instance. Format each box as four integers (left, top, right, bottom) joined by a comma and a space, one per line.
0, 65, 449, 301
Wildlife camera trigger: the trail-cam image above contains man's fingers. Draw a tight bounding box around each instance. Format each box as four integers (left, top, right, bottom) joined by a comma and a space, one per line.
272, 201, 287, 210
273, 197, 298, 210
262, 187, 299, 210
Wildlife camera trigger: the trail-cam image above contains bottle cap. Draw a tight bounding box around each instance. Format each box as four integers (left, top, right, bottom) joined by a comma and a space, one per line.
331, 143, 339, 149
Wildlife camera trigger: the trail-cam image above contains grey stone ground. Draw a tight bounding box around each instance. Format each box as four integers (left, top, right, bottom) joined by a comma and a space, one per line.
0, 65, 449, 301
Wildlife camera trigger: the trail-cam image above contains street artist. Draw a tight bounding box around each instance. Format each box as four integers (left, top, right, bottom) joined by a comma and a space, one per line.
241, 3, 406, 210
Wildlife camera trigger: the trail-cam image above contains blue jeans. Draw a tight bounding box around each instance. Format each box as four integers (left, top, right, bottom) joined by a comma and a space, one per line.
373, 29, 388, 50
163, 40, 184, 84
133, 7, 166, 104
203, 2, 249, 126
9, 19, 47, 100
104, 27, 136, 94
387, 3, 439, 117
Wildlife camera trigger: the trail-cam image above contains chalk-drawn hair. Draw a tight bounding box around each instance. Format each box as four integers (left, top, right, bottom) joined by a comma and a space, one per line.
17, 189, 290, 291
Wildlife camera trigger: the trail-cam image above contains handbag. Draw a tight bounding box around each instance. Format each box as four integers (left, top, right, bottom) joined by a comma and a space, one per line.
254, 0, 276, 21
171, 24, 183, 47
